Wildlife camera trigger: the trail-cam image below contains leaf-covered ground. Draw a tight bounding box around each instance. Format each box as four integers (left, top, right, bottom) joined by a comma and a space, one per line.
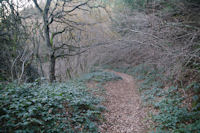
111, 65, 200, 133
96, 70, 150, 133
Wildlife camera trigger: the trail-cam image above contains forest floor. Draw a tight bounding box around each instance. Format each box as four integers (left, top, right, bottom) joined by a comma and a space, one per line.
96, 70, 150, 133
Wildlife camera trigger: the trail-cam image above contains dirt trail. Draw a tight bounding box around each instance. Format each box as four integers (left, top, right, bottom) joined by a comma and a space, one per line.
100, 71, 149, 133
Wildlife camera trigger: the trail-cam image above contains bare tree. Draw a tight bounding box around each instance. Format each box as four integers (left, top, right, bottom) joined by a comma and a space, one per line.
32, 0, 102, 82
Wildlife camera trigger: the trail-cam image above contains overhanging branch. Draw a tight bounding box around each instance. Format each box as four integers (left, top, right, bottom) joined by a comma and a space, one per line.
32, 0, 43, 13
55, 49, 88, 58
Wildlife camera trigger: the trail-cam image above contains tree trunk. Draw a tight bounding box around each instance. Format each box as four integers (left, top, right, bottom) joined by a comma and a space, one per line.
43, 1, 55, 82
33, 0, 56, 82
49, 52, 56, 82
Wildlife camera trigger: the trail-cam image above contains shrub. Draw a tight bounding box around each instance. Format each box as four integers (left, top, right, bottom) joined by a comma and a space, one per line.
116, 65, 200, 132
0, 80, 104, 132
135, 66, 200, 132
79, 70, 122, 83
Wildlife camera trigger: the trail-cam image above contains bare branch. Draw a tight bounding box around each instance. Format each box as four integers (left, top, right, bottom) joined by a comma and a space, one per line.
32, 0, 43, 13
11, 51, 21, 81
55, 49, 88, 58
49, 0, 89, 22
65, 1, 89, 13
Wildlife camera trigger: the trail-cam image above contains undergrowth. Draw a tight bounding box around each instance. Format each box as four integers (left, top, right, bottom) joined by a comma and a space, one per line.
112, 64, 200, 133
79, 69, 122, 97
79, 69, 122, 83
0, 69, 119, 133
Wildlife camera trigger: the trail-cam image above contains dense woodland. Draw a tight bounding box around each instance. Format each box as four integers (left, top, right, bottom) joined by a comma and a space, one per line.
0, 0, 200, 132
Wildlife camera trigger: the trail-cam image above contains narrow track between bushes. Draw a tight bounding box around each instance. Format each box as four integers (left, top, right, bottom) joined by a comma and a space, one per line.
99, 70, 149, 133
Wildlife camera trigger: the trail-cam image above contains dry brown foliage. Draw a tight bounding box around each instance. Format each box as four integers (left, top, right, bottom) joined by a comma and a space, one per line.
20, 1, 200, 83
94, 3, 200, 84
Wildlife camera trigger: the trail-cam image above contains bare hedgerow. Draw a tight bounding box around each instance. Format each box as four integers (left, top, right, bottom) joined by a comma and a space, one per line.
93, 1, 200, 85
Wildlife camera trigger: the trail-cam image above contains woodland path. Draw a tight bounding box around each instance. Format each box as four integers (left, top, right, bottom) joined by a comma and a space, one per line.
99, 70, 149, 133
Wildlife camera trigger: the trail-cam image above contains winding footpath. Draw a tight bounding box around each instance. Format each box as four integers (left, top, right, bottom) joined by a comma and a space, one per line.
99, 71, 149, 133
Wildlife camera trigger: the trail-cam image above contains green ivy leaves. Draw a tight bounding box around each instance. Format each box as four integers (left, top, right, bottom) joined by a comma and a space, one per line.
0, 80, 104, 132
